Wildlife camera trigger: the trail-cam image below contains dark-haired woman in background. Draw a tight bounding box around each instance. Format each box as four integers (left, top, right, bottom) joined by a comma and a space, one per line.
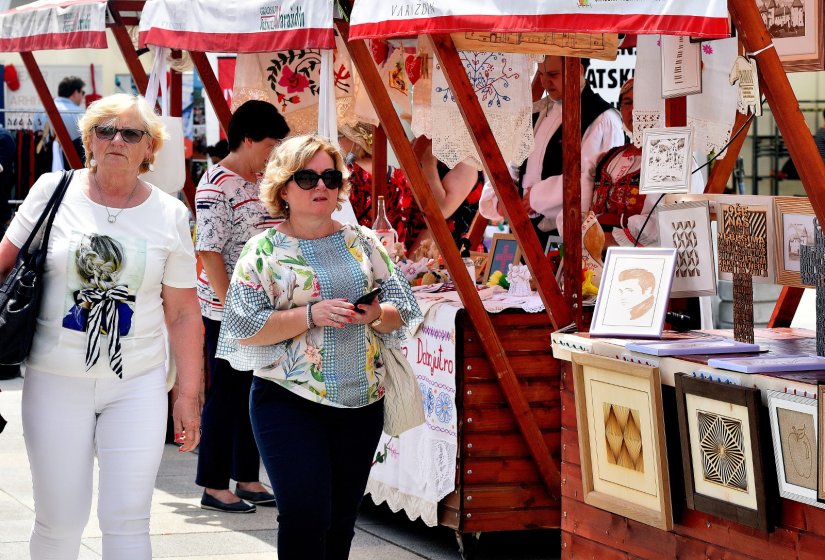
194, 100, 290, 513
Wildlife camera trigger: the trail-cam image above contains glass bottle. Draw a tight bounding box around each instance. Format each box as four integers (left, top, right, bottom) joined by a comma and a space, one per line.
372, 196, 397, 257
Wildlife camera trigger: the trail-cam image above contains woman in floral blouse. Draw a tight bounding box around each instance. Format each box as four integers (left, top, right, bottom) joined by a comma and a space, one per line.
217, 134, 422, 560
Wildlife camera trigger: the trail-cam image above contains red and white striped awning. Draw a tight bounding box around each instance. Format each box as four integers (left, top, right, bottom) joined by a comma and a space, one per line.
0, 0, 108, 52
349, 0, 730, 40
138, 0, 335, 53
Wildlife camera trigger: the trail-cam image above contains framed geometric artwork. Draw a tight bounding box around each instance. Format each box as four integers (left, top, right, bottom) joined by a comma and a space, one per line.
773, 196, 816, 287
655, 201, 717, 298
766, 390, 823, 509
639, 127, 694, 195
589, 247, 677, 338
756, 0, 825, 72
717, 195, 777, 285
483, 233, 521, 284
674, 373, 773, 532
572, 352, 672, 530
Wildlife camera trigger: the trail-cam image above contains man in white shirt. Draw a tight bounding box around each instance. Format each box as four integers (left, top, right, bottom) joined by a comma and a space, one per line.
479, 56, 624, 245
33, 76, 86, 167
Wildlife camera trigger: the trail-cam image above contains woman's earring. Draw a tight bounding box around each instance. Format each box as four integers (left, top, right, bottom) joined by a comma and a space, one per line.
89, 158, 97, 168
144, 161, 154, 172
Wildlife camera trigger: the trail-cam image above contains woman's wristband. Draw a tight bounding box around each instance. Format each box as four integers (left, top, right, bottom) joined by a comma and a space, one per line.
306, 303, 315, 330
369, 305, 385, 329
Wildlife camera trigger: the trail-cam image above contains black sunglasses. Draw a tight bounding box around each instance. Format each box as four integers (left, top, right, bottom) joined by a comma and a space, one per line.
291, 169, 343, 190
94, 125, 148, 144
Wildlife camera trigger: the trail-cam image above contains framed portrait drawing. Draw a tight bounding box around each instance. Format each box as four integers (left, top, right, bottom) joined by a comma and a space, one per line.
757, 0, 824, 72
674, 374, 773, 532
639, 127, 694, 195
818, 383, 825, 502
468, 251, 490, 284
483, 234, 521, 284
572, 353, 672, 530
766, 390, 823, 509
590, 247, 677, 338
717, 195, 777, 284
655, 201, 717, 298
773, 196, 815, 287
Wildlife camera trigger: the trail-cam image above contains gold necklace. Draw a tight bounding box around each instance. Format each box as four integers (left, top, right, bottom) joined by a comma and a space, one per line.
92, 172, 141, 224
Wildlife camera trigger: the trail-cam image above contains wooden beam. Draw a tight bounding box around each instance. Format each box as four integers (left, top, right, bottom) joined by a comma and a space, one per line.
664, 97, 687, 127
428, 34, 573, 330
728, 0, 825, 225
371, 124, 387, 221
562, 57, 583, 329
767, 286, 804, 328
108, 8, 148, 95
705, 111, 751, 194
20, 51, 83, 170
189, 51, 232, 137
339, 22, 562, 499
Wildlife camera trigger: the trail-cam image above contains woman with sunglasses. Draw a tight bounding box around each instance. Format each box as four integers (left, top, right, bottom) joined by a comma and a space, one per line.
194, 100, 289, 513
217, 134, 422, 560
0, 93, 202, 559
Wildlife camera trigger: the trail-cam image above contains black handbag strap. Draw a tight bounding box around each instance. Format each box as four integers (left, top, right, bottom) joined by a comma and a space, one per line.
18, 170, 74, 257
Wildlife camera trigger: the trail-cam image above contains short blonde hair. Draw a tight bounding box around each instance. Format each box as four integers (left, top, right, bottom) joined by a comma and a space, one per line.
260, 134, 350, 219
78, 93, 168, 174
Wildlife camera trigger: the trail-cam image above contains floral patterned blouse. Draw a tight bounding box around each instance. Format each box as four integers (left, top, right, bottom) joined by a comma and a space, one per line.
216, 223, 423, 408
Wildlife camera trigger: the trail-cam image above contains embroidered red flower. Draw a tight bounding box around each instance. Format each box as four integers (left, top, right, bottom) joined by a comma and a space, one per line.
278, 66, 309, 94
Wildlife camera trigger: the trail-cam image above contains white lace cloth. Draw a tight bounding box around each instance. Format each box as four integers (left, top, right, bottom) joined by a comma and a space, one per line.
413, 52, 536, 170
687, 38, 739, 159
366, 303, 460, 526
632, 35, 665, 148
231, 34, 356, 135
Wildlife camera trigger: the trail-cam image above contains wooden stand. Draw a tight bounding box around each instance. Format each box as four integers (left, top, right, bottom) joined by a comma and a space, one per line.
438, 309, 562, 558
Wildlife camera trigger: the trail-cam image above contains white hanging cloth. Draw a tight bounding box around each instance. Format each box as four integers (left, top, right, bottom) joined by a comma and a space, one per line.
631, 35, 666, 148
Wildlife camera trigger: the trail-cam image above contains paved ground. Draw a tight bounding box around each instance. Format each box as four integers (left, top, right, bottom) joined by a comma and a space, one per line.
0, 375, 560, 559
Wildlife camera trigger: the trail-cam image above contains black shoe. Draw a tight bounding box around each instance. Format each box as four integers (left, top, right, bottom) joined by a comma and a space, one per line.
235, 486, 277, 506
200, 491, 256, 513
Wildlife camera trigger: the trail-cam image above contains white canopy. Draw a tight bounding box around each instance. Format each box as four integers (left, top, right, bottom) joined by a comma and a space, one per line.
0, 0, 108, 52
139, 0, 335, 53
349, 0, 730, 40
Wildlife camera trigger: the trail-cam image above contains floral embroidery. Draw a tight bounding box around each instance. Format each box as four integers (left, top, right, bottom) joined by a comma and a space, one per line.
278, 65, 310, 94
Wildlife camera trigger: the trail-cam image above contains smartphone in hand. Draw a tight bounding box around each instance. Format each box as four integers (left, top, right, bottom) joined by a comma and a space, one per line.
353, 287, 382, 313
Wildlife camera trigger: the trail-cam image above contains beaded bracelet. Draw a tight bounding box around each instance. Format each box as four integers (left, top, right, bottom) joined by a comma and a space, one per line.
306, 302, 315, 330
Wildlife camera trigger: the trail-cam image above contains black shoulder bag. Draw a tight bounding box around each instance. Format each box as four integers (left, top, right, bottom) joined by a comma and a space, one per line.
0, 170, 74, 365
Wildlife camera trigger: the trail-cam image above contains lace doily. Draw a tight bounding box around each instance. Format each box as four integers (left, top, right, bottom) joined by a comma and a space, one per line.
686, 38, 739, 160
365, 479, 439, 527
426, 52, 534, 170
688, 117, 734, 158
632, 35, 665, 148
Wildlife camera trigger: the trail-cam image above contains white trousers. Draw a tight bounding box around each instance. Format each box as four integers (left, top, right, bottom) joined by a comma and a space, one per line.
22, 366, 168, 560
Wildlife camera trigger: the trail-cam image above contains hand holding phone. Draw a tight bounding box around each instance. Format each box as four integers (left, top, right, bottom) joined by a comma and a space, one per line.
353, 288, 382, 313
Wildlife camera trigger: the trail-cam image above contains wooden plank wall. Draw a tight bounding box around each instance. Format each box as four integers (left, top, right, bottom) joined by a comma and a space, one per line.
439, 311, 563, 533
560, 361, 825, 559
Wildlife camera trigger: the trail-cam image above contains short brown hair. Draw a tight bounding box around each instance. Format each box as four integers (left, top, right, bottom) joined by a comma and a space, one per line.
259, 134, 350, 219
618, 268, 656, 293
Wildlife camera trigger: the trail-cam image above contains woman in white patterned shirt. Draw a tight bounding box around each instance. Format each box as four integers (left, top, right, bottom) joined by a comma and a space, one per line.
218, 134, 422, 559
194, 100, 289, 513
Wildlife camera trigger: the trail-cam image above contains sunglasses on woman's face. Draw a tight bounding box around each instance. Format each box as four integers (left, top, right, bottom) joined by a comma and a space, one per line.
93, 126, 148, 144
291, 169, 343, 190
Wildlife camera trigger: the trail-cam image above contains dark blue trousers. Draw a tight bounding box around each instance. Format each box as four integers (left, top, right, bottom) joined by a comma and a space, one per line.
250, 377, 384, 560
195, 317, 261, 489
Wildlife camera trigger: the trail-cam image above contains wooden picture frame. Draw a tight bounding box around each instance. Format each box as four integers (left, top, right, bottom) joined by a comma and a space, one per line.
655, 201, 717, 298
639, 127, 694, 195
674, 373, 772, 532
589, 247, 677, 338
717, 195, 777, 285
572, 353, 672, 530
468, 251, 490, 284
818, 383, 825, 502
757, 0, 825, 72
766, 390, 823, 509
773, 196, 816, 287
483, 233, 522, 284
